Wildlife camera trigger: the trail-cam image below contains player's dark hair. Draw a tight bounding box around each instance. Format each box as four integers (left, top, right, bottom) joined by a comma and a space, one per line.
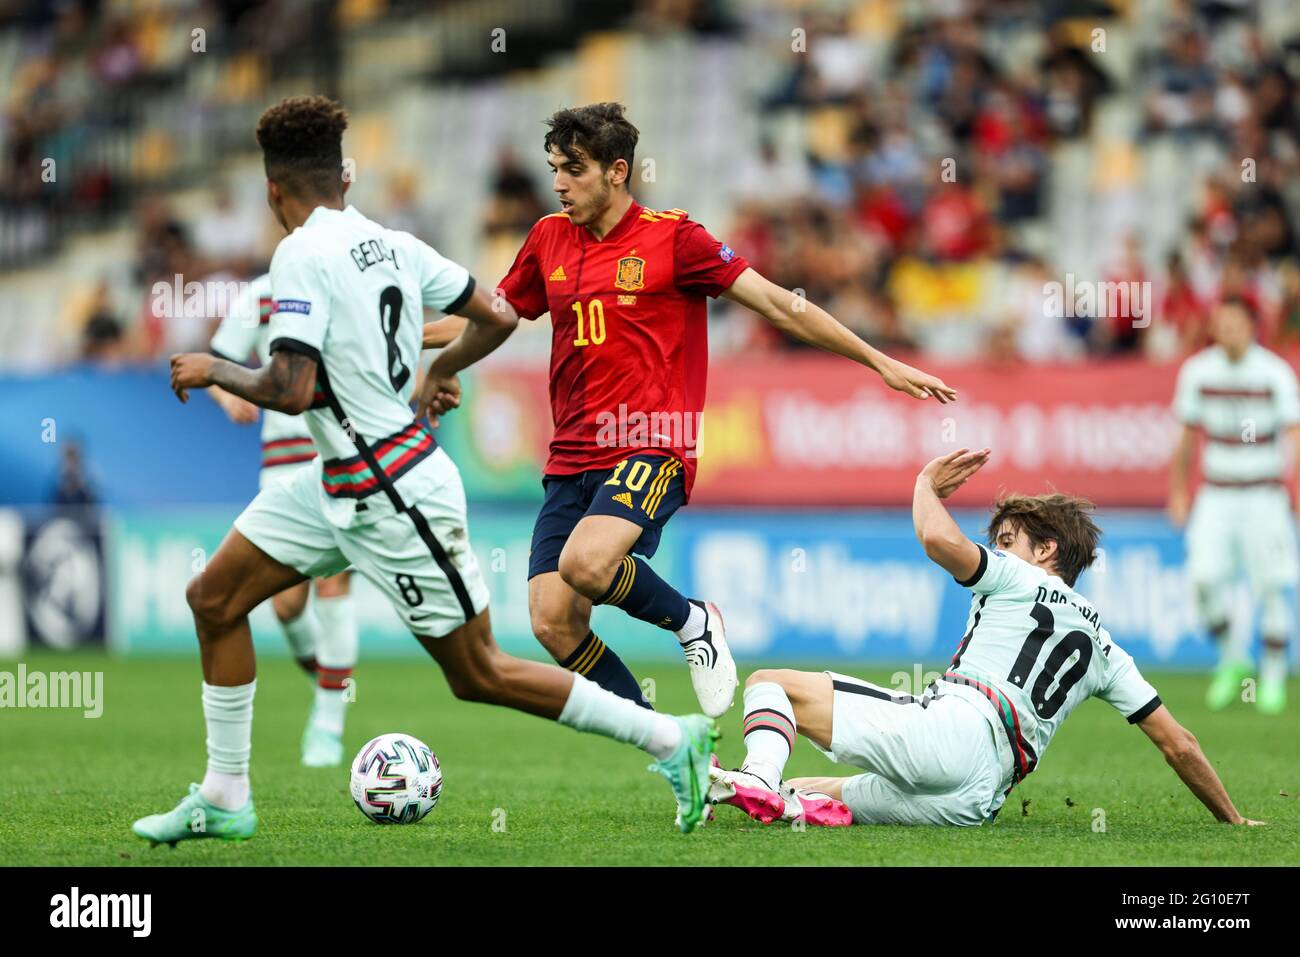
256, 95, 349, 199
544, 102, 638, 179
986, 493, 1101, 587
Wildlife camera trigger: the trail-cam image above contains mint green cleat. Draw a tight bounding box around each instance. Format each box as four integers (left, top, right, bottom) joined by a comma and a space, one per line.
1257, 679, 1287, 716
302, 722, 344, 767
1206, 660, 1253, 711
649, 715, 719, 834
131, 784, 257, 847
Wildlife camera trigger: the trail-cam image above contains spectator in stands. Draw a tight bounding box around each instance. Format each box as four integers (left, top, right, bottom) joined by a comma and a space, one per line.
193, 182, 262, 276
1144, 23, 1217, 136
1161, 252, 1210, 353
483, 147, 545, 237
81, 310, 127, 367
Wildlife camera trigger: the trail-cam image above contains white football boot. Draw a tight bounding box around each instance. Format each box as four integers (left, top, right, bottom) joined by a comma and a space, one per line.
678, 600, 737, 718
707, 761, 785, 824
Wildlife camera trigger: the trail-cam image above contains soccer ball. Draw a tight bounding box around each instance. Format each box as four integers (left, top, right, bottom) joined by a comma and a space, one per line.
349, 732, 442, 825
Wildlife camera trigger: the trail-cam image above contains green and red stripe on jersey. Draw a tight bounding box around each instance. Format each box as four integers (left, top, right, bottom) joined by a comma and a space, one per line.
942, 671, 1038, 784
321, 421, 437, 500
262, 437, 316, 469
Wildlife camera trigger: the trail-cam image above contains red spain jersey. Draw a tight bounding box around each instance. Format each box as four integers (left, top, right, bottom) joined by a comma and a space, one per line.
498, 201, 749, 498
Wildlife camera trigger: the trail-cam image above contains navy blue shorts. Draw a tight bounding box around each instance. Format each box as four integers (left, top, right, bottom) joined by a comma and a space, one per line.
528, 452, 688, 580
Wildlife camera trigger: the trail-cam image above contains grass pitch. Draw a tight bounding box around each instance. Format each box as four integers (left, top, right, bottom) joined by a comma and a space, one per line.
1, 652, 1297, 866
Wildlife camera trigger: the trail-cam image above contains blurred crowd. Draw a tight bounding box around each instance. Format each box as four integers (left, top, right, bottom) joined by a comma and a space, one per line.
701, 4, 1300, 363
6, 0, 1300, 368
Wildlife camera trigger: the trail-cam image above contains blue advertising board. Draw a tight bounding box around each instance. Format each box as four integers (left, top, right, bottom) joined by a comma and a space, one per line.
99, 504, 1280, 669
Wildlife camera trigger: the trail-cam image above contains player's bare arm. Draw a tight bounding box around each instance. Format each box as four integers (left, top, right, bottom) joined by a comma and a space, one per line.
170, 348, 317, 415
417, 283, 519, 424
1289, 423, 1300, 514
721, 267, 957, 403
207, 383, 260, 424
1136, 704, 1262, 825
1167, 422, 1197, 526
421, 314, 468, 350
913, 448, 991, 581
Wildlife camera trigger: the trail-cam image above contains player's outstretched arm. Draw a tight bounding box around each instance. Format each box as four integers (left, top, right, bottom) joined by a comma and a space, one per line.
417, 284, 519, 425
1137, 705, 1263, 825
422, 315, 468, 350
1167, 423, 1197, 526
913, 448, 990, 581
721, 267, 956, 403
170, 349, 317, 415
1289, 423, 1300, 514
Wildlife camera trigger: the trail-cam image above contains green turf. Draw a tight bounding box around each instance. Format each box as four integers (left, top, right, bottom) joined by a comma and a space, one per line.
1, 652, 1296, 866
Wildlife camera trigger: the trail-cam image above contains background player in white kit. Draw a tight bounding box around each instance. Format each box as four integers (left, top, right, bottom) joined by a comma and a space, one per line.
1169, 297, 1298, 716
709, 448, 1261, 827
133, 95, 718, 845
208, 273, 358, 767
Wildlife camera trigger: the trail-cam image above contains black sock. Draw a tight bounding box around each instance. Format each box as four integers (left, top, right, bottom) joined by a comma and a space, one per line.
596, 555, 690, 631
560, 632, 652, 709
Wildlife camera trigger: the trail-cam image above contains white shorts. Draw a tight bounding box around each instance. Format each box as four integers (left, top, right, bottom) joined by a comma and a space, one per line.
1186, 485, 1299, 592
259, 459, 314, 491
815, 673, 1014, 826
234, 447, 490, 637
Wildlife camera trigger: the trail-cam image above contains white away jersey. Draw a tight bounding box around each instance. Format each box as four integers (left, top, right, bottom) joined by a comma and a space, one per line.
1173, 344, 1300, 484
209, 273, 318, 471
939, 545, 1160, 783
267, 205, 474, 527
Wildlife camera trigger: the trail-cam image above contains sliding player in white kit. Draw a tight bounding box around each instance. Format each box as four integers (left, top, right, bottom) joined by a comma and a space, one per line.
1169, 297, 1298, 715
133, 95, 717, 846
208, 273, 357, 767
709, 449, 1261, 827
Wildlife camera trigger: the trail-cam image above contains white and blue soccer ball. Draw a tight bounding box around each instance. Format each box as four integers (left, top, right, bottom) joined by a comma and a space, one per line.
349, 732, 442, 825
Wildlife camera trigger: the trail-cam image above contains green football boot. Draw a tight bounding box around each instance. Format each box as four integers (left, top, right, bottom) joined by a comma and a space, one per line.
131, 783, 257, 847
1257, 679, 1287, 716
649, 715, 718, 834
1205, 660, 1253, 711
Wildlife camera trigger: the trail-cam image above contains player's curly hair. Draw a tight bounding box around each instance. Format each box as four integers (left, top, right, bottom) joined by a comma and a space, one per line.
544, 102, 638, 178
986, 493, 1101, 587
256, 95, 349, 198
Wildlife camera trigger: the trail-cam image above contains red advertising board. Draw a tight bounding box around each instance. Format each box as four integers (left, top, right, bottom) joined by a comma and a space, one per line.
469, 354, 1286, 507
688, 356, 1181, 506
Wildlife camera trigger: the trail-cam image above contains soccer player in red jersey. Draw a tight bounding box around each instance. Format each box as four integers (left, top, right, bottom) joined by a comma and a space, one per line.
419, 103, 955, 718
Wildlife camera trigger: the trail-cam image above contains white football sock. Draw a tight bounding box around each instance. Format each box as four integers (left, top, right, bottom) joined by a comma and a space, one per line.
312, 593, 357, 735
314, 593, 358, 670
312, 685, 347, 736
558, 672, 682, 760
200, 680, 255, 810
675, 601, 706, 645
280, 607, 321, 664
740, 682, 796, 789
1261, 638, 1289, 687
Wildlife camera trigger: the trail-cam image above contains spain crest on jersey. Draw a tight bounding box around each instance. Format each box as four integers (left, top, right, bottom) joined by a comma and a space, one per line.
615, 256, 646, 291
